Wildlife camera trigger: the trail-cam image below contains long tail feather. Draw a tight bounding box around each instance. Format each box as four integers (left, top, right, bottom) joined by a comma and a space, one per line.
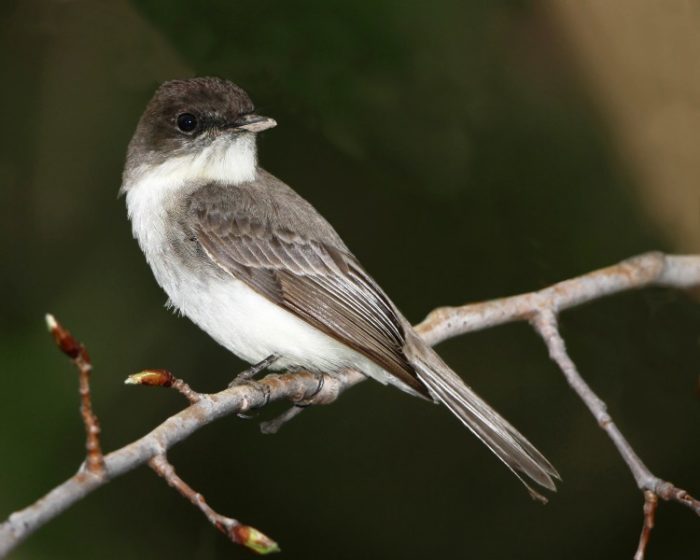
405, 338, 559, 501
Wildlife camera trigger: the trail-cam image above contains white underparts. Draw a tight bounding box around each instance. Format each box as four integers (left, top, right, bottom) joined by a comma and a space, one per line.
123, 136, 419, 395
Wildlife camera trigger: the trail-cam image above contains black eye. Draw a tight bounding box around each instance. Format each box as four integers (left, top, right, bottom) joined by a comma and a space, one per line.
176, 113, 197, 132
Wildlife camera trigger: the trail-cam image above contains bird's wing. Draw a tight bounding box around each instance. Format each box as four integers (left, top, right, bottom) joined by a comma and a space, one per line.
188, 181, 428, 397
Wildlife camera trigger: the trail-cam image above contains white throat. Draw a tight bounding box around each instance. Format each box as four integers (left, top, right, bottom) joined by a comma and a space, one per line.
124, 133, 257, 265
125, 133, 258, 193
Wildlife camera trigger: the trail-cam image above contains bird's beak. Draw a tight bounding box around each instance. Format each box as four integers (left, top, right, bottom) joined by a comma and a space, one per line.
227, 114, 277, 133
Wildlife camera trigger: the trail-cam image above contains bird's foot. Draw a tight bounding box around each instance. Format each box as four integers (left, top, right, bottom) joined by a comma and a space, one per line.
235, 380, 272, 419
294, 371, 325, 407
229, 354, 278, 387
231, 355, 278, 419
259, 372, 326, 434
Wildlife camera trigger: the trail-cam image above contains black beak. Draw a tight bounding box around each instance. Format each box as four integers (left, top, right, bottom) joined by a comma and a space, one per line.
226, 114, 277, 133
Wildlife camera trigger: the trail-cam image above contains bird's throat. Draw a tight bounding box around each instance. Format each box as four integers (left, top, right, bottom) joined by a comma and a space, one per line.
124, 133, 258, 193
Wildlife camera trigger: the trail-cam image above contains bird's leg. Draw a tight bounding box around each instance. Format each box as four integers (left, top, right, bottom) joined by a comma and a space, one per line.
230, 355, 278, 419
258, 372, 326, 434
229, 354, 278, 387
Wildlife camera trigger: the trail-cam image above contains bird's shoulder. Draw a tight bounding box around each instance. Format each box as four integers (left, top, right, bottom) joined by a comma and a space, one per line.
186, 169, 349, 252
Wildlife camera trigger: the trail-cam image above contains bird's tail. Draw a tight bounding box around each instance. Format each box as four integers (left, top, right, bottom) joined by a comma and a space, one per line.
404, 335, 559, 501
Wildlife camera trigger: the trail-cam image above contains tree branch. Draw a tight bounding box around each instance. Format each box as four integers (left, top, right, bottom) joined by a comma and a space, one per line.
0, 251, 698, 558
415, 252, 700, 344
149, 454, 279, 554
45, 314, 105, 476
634, 491, 658, 560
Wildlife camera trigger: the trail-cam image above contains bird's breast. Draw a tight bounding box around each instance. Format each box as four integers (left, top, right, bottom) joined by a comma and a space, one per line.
124, 172, 368, 372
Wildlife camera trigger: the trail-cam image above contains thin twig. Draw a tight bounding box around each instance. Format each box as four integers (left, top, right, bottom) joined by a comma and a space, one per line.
530, 310, 657, 489
45, 314, 105, 476
416, 252, 699, 345
259, 405, 306, 434
634, 491, 658, 560
149, 454, 279, 554
531, 307, 700, 520
126, 369, 203, 404
654, 480, 700, 515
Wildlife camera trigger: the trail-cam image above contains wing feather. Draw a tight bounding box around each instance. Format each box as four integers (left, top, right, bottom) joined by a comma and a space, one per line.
188, 182, 428, 396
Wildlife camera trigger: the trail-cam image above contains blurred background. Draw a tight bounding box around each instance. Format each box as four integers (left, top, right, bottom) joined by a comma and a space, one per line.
1, 1, 699, 558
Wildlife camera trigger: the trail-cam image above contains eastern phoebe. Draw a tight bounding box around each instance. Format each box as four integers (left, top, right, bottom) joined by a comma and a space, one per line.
122, 77, 558, 497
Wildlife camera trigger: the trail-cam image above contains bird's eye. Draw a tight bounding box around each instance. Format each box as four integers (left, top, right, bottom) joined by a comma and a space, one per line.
176, 113, 198, 132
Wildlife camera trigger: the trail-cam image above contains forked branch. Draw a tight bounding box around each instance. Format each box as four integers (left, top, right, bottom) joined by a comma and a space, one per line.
0, 252, 698, 559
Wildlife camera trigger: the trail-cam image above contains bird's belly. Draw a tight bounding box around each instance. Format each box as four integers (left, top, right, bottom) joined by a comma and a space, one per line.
143, 238, 412, 392
164, 269, 365, 372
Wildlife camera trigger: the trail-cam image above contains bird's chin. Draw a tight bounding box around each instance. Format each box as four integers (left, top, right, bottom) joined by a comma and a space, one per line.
122, 132, 259, 195
188, 133, 258, 184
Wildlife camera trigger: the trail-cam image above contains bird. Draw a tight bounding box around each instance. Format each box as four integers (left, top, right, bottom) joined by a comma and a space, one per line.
121, 76, 559, 499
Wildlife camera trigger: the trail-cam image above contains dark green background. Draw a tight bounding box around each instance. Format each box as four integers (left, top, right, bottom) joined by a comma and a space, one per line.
1, 1, 698, 558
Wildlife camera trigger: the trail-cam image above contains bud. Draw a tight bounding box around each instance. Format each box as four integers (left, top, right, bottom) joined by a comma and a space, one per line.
125, 369, 175, 387
232, 524, 280, 555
